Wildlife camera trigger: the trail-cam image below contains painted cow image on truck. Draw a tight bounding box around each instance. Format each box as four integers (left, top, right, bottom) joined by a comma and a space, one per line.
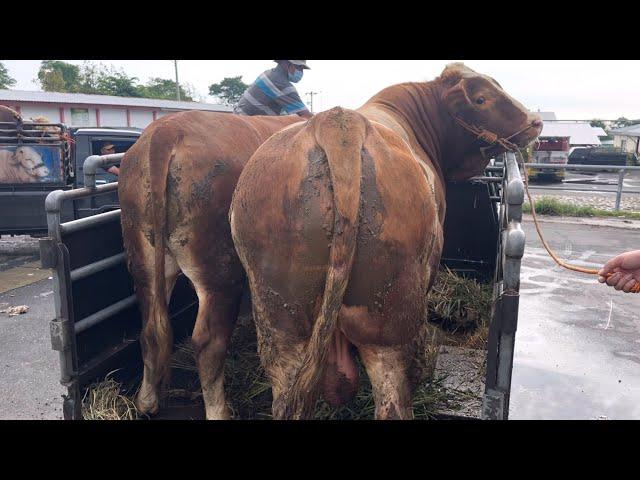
0, 145, 62, 183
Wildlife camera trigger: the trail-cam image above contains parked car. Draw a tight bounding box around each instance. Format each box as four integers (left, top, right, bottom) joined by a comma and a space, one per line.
569, 147, 638, 167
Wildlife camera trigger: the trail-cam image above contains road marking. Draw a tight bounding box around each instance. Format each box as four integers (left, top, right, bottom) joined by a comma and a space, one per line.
604, 299, 613, 330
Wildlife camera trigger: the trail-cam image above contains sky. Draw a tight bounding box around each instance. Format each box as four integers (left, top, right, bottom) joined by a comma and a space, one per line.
3, 60, 640, 120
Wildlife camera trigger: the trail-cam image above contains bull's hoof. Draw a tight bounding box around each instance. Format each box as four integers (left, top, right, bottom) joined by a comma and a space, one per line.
135, 390, 160, 416
204, 405, 232, 420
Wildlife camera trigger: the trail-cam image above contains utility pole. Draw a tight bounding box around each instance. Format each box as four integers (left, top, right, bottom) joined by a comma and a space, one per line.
305, 91, 320, 113
174, 60, 181, 102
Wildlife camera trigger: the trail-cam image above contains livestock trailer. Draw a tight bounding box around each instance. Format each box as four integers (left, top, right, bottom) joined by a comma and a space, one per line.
40, 151, 525, 420
0, 114, 141, 237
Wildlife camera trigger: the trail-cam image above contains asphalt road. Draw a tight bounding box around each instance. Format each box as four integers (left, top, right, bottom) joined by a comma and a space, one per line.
529, 170, 640, 194
510, 218, 640, 420
0, 274, 64, 420
1, 217, 639, 420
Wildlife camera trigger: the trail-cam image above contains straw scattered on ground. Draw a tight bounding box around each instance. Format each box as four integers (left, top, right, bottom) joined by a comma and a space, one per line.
82, 268, 493, 420
426, 267, 493, 350
81, 371, 140, 420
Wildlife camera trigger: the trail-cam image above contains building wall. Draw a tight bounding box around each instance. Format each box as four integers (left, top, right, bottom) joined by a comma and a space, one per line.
62, 106, 98, 127
99, 107, 128, 127
1, 101, 225, 130
19, 105, 60, 122
130, 109, 154, 128
613, 135, 640, 154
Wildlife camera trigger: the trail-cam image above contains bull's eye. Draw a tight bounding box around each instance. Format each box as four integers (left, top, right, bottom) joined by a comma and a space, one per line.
476, 96, 486, 105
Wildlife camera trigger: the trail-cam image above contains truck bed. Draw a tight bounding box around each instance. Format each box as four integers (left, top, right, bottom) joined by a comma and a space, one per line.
41, 152, 526, 420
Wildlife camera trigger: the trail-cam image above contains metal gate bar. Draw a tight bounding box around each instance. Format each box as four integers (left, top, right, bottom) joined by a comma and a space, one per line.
482, 151, 525, 420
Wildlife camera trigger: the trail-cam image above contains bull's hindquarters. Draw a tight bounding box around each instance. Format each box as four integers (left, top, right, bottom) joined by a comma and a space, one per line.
230, 108, 442, 419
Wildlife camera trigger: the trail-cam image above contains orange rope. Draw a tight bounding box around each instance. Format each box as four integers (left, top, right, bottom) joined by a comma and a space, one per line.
449, 114, 639, 294
519, 155, 640, 293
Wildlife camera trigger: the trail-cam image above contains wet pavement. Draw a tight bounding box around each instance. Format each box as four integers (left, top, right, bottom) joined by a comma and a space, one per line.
511, 219, 640, 419
0, 277, 64, 420
0, 241, 64, 419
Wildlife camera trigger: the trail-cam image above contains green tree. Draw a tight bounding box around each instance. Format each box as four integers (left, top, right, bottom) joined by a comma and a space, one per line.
612, 117, 640, 129
94, 65, 140, 97
77, 61, 103, 95
37, 61, 81, 92
98, 72, 141, 97
36, 61, 198, 101
208, 76, 248, 106
590, 119, 612, 141
138, 77, 194, 101
0, 62, 16, 89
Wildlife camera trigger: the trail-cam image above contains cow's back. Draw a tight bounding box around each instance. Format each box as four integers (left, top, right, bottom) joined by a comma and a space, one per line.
119, 110, 302, 249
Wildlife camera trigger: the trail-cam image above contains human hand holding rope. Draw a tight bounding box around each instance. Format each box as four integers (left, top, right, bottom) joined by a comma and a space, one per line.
517, 150, 640, 294
598, 251, 640, 293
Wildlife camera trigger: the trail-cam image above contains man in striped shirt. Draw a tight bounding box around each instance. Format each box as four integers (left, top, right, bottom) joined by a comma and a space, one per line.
234, 61, 313, 118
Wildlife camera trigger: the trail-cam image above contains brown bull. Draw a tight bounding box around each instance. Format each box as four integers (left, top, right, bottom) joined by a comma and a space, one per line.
229, 63, 543, 419
118, 111, 302, 419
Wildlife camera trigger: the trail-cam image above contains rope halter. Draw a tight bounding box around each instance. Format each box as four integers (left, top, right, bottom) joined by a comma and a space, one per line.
451, 113, 539, 159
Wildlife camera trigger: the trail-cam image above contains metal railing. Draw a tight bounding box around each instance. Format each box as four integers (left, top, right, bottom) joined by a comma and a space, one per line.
482, 151, 525, 420
83, 153, 125, 189
526, 163, 640, 210
41, 152, 199, 419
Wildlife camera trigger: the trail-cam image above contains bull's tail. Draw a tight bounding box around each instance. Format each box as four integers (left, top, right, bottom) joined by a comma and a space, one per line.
283, 107, 368, 419
148, 124, 182, 322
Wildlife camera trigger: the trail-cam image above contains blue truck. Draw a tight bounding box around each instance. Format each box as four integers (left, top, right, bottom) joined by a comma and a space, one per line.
0, 114, 141, 237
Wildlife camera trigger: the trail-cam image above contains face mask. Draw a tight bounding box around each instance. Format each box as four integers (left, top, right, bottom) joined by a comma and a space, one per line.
288, 69, 303, 83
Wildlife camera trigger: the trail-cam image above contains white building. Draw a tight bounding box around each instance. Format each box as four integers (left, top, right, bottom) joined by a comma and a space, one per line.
610, 124, 640, 155
540, 121, 607, 148
0, 89, 232, 129
536, 111, 557, 121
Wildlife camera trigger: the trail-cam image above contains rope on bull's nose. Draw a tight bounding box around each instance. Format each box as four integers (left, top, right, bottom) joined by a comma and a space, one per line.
515, 149, 640, 292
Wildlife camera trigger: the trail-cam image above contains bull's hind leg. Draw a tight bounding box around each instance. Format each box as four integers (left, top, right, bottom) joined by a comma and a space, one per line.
262, 333, 308, 420
127, 233, 180, 416
175, 247, 242, 420
358, 344, 414, 420
189, 285, 241, 420
246, 287, 313, 419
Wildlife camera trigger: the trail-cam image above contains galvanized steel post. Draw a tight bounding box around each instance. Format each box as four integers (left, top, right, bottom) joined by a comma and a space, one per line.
615, 169, 625, 211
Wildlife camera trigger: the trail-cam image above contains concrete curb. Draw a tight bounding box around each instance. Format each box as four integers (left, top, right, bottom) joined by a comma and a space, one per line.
0, 237, 40, 256
523, 213, 640, 231
0, 245, 40, 256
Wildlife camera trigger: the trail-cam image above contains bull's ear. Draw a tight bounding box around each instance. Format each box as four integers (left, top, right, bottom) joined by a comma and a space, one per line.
439, 62, 479, 87
440, 63, 478, 114
439, 63, 464, 86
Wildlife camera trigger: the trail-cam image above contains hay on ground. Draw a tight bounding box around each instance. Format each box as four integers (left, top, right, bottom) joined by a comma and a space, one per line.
81, 371, 139, 420
82, 268, 493, 420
